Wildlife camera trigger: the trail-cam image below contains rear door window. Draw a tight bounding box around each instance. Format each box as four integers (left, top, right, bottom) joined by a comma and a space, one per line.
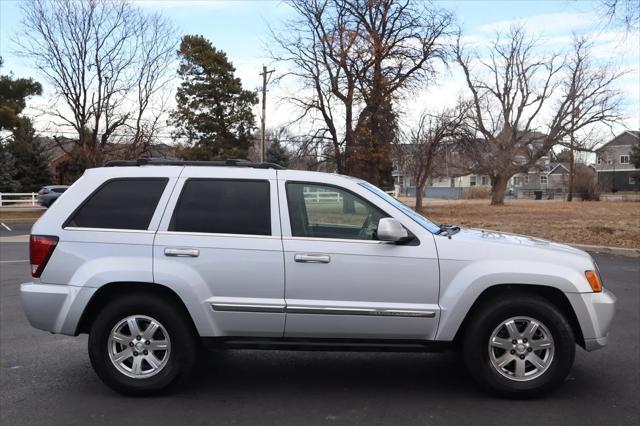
170, 179, 271, 236
66, 178, 168, 230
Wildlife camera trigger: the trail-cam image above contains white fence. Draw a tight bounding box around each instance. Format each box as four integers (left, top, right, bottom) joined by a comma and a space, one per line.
0, 193, 38, 207
303, 191, 343, 204
302, 189, 396, 204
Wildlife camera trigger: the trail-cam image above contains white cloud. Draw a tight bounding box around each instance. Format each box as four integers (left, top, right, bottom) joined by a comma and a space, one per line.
478, 12, 598, 35
134, 0, 241, 9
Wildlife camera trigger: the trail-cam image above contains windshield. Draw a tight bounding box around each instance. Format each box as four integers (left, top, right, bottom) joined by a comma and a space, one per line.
358, 182, 440, 234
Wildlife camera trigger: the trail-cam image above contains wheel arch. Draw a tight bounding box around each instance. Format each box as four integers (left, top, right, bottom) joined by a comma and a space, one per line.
451, 284, 585, 348
75, 282, 199, 337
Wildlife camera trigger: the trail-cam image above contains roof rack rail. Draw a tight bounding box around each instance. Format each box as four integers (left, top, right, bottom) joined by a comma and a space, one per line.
103, 157, 285, 170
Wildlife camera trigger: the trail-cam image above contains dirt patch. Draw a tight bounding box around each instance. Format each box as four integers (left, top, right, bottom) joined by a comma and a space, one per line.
414, 199, 640, 249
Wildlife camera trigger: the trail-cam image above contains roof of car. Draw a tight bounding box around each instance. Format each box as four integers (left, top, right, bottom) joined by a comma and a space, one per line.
100, 157, 367, 184
103, 158, 284, 169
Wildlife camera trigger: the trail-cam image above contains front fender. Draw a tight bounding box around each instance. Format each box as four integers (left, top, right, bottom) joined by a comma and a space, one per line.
435, 259, 590, 341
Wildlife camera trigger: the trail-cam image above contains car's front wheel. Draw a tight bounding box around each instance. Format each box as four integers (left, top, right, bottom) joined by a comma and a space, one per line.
463, 294, 575, 397
88, 293, 197, 395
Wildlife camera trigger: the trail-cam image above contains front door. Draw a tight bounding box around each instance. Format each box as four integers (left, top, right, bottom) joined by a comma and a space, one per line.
278, 173, 440, 340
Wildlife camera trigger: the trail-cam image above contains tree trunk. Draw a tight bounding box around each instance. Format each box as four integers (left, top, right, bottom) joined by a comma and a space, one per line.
567, 148, 575, 202
415, 184, 425, 211
490, 175, 509, 205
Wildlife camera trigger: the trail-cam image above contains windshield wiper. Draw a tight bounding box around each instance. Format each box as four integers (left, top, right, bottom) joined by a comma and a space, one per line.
437, 224, 461, 238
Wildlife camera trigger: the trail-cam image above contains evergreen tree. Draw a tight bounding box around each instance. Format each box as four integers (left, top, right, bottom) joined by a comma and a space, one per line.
631, 143, 640, 169
266, 138, 291, 168
0, 145, 19, 192
170, 35, 258, 160
0, 57, 42, 132
7, 119, 51, 191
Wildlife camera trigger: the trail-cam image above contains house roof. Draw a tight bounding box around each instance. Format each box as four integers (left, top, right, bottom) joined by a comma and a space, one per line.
547, 163, 569, 175
595, 131, 640, 152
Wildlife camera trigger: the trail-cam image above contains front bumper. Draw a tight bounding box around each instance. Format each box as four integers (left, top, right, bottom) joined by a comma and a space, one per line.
566, 288, 616, 352
21, 283, 96, 335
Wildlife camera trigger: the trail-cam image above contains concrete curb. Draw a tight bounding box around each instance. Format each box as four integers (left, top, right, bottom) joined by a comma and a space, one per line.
0, 235, 30, 243
570, 243, 640, 258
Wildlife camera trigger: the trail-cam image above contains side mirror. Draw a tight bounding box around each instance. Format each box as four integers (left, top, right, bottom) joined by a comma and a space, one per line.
377, 218, 409, 242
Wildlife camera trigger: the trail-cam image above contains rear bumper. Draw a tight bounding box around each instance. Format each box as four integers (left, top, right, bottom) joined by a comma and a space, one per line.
566, 289, 616, 352
21, 283, 96, 335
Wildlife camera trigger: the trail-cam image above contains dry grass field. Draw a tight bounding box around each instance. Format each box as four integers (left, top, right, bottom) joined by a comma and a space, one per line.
412, 199, 640, 249
0, 209, 45, 222
1, 199, 639, 248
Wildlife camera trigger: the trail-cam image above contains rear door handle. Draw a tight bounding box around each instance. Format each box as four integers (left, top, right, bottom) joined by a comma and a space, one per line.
294, 253, 331, 263
164, 248, 200, 257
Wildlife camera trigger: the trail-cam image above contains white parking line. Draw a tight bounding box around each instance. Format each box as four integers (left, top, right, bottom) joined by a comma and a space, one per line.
1, 222, 12, 231
0, 260, 28, 263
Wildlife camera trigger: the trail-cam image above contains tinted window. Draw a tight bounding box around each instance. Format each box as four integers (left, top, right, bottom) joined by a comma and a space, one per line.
52, 188, 67, 193
170, 179, 271, 235
286, 183, 386, 240
67, 179, 167, 230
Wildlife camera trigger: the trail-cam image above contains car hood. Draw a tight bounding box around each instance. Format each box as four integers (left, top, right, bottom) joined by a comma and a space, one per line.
450, 228, 591, 258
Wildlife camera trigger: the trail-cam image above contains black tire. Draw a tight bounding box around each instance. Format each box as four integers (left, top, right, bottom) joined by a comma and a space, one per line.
462, 294, 575, 398
88, 293, 198, 396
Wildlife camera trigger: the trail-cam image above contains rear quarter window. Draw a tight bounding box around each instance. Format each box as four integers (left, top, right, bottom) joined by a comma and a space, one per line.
66, 178, 168, 230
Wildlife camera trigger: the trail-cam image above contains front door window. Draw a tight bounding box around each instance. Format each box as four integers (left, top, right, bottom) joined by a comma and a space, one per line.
286, 183, 386, 240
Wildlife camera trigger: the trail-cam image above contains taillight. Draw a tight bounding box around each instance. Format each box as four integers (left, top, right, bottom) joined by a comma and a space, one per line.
30, 235, 58, 278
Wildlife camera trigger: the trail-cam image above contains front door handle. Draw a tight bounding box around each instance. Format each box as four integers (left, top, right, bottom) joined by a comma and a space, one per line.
294, 253, 331, 263
164, 247, 200, 257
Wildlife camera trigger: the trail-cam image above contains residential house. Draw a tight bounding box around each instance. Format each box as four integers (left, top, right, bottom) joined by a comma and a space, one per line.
508, 163, 570, 199
594, 131, 640, 192
391, 144, 490, 199
40, 137, 178, 184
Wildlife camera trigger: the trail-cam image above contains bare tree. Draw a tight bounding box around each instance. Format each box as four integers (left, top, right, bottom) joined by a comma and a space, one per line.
397, 103, 469, 209
558, 37, 623, 201
599, 0, 640, 32
16, 0, 175, 166
455, 27, 623, 205
272, 0, 452, 184
271, 0, 357, 173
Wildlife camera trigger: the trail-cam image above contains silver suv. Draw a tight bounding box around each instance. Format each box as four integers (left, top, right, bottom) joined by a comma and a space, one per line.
21, 159, 616, 397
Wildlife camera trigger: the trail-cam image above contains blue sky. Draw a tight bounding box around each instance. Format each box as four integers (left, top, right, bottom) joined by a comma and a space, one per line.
1, 0, 638, 138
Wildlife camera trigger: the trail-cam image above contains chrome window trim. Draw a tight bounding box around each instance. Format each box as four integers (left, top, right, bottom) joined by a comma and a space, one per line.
282, 236, 392, 245
63, 227, 156, 234
157, 231, 281, 239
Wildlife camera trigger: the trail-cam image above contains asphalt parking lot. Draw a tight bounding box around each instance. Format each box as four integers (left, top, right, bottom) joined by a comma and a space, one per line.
1, 225, 638, 426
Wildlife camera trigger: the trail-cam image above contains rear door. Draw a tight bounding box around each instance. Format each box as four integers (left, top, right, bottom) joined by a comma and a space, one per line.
154, 167, 285, 337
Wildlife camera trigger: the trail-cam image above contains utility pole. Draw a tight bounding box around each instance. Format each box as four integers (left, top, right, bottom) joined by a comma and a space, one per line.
260, 65, 275, 163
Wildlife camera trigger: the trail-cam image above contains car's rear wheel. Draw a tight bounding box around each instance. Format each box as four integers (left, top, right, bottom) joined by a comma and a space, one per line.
462, 294, 575, 397
88, 293, 197, 395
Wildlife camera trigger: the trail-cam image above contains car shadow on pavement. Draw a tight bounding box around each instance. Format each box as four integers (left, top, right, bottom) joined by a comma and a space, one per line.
176, 350, 483, 397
